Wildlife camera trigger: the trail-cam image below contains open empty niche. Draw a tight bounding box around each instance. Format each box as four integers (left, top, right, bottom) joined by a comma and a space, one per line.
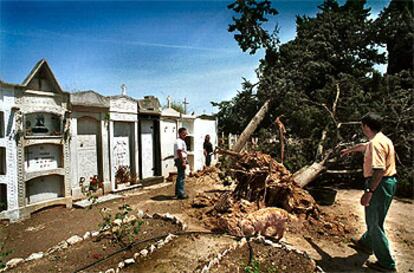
0, 147, 6, 175
0, 184, 6, 211
25, 175, 64, 204
0, 111, 4, 138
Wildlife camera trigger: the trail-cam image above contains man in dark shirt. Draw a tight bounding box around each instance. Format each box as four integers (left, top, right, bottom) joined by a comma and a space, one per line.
203, 135, 213, 167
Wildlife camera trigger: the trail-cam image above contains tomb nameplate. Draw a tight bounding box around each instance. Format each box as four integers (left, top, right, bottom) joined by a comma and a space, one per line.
113, 137, 130, 168
26, 144, 61, 172
77, 135, 98, 182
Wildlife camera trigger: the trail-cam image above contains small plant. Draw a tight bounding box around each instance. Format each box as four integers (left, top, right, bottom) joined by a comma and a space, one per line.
245, 258, 260, 273
80, 176, 101, 208
0, 242, 11, 269
244, 258, 278, 273
115, 166, 139, 186
98, 204, 143, 247
115, 166, 131, 185
89, 175, 103, 192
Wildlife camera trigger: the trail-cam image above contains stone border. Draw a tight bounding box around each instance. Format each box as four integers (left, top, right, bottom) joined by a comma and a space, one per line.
197, 235, 325, 273
2, 210, 187, 272
100, 233, 178, 273
198, 237, 245, 273
99, 212, 188, 273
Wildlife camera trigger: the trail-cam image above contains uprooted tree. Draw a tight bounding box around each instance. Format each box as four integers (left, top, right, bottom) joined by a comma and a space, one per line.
213, 0, 413, 196
194, 149, 353, 239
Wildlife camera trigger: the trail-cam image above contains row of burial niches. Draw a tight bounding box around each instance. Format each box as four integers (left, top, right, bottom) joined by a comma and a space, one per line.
24, 113, 65, 204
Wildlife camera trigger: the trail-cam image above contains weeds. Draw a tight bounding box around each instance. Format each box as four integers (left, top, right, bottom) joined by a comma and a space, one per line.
0, 242, 11, 269
80, 176, 102, 209
244, 258, 260, 273
244, 258, 278, 273
98, 204, 143, 247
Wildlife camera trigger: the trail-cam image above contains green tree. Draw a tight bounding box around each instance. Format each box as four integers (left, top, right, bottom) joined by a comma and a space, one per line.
227, 0, 278, 54
223, 0, 385, 155
374, 0, 414, 74
218, 0, 413, 195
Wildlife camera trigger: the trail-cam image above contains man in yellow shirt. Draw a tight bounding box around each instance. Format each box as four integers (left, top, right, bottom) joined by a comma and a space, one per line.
341, 112, 397, 272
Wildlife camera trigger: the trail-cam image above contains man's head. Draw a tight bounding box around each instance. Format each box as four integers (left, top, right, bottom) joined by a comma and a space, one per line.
178, 127, 188, 139
361, 112, 382, 136
205, 134, 210, 142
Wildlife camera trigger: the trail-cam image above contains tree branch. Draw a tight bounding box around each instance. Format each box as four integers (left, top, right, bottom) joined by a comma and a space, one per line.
274, 115, 286, 163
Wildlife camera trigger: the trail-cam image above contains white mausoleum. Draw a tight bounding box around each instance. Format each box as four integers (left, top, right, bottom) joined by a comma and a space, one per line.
0, 59, 218, 221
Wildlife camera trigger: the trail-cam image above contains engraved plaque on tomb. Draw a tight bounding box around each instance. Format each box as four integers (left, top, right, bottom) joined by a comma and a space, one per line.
77, 135, 98, 182
113, 137, 130, 168
25, 144, 62, 172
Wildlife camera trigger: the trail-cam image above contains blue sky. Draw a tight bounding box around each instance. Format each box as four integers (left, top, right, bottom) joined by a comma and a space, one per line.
0, 0, 389, 114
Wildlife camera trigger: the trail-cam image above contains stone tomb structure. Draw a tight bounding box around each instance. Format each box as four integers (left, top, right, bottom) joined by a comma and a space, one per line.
138, 96, 162, 182
0, 59, 219, 221
160, 107, 181, 177
0, 80, 19, 220
193, 115, 218, 170
160, 107, 218, 177
109, 95, 140, 190
0, 60, 71, 220
70, 91, 111, 199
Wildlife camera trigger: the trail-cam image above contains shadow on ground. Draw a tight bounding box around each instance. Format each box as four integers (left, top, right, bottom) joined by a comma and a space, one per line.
304, 237, 372, 272
151, 195, 177, 201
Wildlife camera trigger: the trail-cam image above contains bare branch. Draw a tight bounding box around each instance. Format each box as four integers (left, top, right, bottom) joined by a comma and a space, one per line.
325, 169, 363, 174
274, 115, 286, 163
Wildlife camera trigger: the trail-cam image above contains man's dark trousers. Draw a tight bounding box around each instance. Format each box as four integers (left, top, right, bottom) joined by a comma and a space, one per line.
175, 158, 186, 198
359, 177, 397, 269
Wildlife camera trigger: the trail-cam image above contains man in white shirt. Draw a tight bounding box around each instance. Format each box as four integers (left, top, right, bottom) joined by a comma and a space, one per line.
174, 127, 188, 199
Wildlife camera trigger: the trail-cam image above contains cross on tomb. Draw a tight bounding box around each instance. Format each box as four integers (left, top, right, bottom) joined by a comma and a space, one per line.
183, 97, 189, 114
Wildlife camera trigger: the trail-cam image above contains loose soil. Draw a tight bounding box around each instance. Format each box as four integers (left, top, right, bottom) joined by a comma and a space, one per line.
209, 240, 316, 273
123, 233, 236, 273
8, 218, 181, 273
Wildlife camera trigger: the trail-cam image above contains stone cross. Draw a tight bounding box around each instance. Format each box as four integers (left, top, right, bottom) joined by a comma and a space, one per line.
183, 97, 189, 114
121, 84, 127, 96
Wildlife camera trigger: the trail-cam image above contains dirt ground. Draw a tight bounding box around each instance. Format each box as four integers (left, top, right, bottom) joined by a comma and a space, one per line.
284, 189, 414, 272
1, 174, 413, 273
209, 240, 316, 273
8, 219, 180, 273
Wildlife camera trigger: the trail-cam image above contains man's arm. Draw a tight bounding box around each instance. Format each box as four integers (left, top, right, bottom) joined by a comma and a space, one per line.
177, 149, 187, 168
360, 169, 385, 206
341, 143, 367, 157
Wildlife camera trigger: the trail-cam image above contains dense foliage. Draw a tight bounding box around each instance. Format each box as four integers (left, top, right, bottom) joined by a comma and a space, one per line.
215, 0, 413, 197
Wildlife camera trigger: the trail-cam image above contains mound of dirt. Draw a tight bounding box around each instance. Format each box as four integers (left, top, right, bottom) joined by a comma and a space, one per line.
191, 151, 352, 241
209, 240, 319, 273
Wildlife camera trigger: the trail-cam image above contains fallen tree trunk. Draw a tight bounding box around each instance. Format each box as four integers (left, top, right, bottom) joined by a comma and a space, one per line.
292, 151, 333, 188
292, 162, 326, 188
232, 99, 271, 153
215, 147, 241, 158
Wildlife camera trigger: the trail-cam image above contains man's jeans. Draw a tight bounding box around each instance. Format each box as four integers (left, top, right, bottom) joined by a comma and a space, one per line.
359, 176, 397, 269
175, 159, 186, 198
